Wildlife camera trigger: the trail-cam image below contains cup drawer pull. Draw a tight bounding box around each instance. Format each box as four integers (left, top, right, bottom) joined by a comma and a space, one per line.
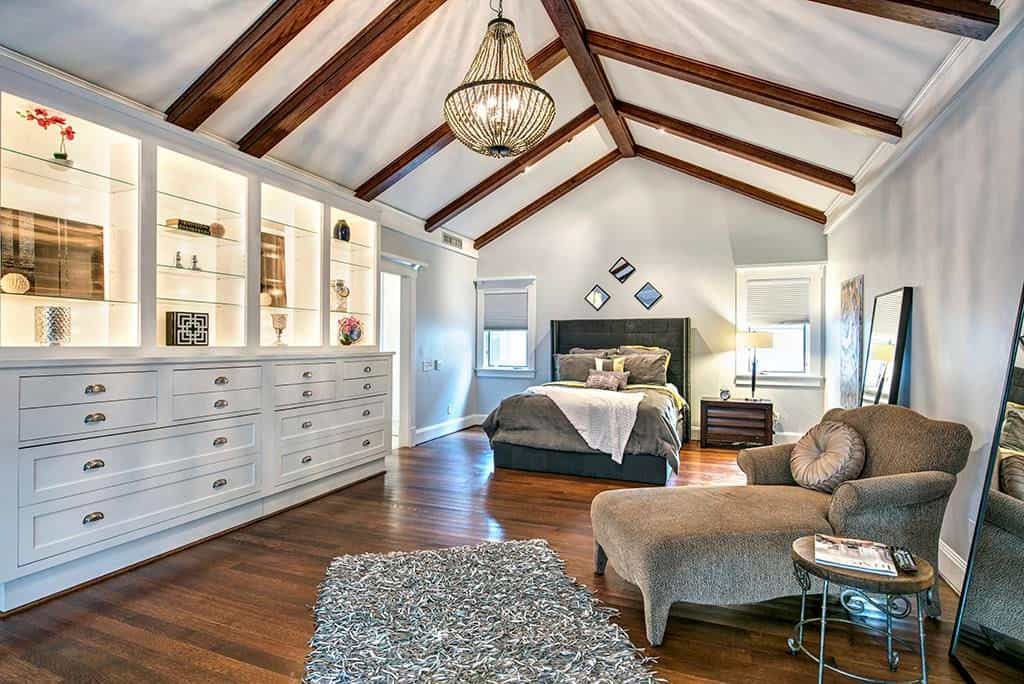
82, 511, 105, 525
300, 455, 313, 464
362, 439, 372, 447
214, 399, 229, 409
213, 436, 228, 447
83, 458, 106, 471
302, 371, 313, 379
302, 390, 314, 398
363, 383, 372, 391
362, 409, 371, 417
84, 412, 106, 425
212, 478, 228, 489
84, 383, 106, 395
363, 366, 373, 374
214, 376, 229, 385
301, 420, 314, 429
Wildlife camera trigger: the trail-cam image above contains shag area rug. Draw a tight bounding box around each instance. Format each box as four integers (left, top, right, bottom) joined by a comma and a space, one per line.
303, 539, 662, 683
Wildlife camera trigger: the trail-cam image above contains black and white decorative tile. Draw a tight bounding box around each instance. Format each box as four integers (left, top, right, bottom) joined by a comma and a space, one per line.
634, 282, 662, 310
165, 311, 209, 346
585, 284, 610, 311
608, 257, 635, 283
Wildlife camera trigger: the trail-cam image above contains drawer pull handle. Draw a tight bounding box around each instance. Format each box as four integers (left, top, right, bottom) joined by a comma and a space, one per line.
212, 478, 228, 490
84, 383, 106, 395
82, 512, 105, 525
302, 390, 314, 398
83, 458, 106, 471
214, 399, 229, 409
363, 383, 372, 391
301, 455, 313, 464
364, 366, 372, 373
84, 412, 106, 425
301, 421, 313, 429
362, 439, 372, 447
362, 409, 371, 417
213, 436, 228, 447
302, 371, 313, 379
214, 376, 229, 385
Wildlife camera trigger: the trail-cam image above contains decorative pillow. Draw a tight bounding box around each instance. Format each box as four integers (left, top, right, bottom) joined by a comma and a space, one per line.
554, 354, 601, 382
570, 347, 618, 357
619, 345, 671, 369
618, 352, 669, 385
596, 356, 626, 372
790, 421, 866, 493
1000, 450, 1024, 500
1000, 402, 1024, 452
588, 369, 630, 390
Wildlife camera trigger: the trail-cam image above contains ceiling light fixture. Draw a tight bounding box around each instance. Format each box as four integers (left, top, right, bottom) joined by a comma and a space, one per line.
443, 0, 555, 158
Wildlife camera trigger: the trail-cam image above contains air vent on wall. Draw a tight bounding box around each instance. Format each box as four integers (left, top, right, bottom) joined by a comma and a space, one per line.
442, 232, 463, 250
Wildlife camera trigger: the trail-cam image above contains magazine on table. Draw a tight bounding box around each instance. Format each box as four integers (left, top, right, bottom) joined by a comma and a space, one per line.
813, 534, 898, 576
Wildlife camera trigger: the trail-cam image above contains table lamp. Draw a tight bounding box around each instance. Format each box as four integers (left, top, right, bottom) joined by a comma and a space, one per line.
738, 331, 774, 400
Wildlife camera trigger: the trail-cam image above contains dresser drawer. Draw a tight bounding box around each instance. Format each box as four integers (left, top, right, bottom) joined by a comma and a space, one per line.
341, 377, 387, 399
279, 398, 386, 444
20, 398, 158, 442
342, 359, 390, 380
173, 366, 261, 396
273, 362, 336, 386
274, 381, 336, 407
20, 371, 157, 409
19, 458, 258, 565
173, 388, 261, 420
20, 417, 259, 505
278, 429, 386, 485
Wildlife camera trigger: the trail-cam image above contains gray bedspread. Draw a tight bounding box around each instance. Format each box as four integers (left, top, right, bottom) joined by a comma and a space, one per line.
481, 385, 685, 472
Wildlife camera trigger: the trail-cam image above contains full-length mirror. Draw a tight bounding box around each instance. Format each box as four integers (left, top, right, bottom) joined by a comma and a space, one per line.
862, 287, 913, 405
951, 282, 1024, 682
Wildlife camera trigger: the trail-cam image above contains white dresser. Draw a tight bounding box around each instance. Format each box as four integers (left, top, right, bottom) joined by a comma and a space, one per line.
0, 352, 392, 613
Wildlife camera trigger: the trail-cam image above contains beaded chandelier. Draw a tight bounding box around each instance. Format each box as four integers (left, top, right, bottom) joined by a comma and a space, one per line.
443, 1, 555, 158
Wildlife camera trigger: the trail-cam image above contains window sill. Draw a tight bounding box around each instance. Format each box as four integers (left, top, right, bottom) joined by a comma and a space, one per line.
735, 374, 824, 389
476, 367, 536, 379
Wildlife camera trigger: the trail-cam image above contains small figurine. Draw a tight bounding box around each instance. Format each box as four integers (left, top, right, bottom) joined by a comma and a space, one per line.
191, 255, 200, 271
175, 250, 183, 268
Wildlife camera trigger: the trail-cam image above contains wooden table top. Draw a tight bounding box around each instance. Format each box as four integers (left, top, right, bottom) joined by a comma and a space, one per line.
791, 535, 934, 595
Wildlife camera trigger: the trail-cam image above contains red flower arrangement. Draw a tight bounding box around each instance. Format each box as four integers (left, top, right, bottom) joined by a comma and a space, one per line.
16, 107, 76, 160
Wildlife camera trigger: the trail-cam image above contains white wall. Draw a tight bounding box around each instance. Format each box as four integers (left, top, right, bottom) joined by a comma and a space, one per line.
825, 23, 1024, 573
476, 157, 828, 436
380, 228, 479, 439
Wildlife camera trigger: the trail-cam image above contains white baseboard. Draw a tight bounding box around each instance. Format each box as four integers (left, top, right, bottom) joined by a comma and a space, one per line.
414, 414, 485, 445
939, 539, 967, 595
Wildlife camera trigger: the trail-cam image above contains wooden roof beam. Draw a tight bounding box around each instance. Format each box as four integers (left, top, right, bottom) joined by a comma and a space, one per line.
807, 1, 998, 40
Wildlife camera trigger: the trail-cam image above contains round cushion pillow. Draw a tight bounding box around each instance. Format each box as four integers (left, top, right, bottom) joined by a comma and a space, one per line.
790, 421, 866, 493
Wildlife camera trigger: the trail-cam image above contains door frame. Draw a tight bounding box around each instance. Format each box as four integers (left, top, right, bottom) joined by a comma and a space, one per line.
380, 253, 422, 448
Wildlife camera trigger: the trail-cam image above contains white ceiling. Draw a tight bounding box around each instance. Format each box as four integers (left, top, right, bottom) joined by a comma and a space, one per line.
0, 0, 981, 241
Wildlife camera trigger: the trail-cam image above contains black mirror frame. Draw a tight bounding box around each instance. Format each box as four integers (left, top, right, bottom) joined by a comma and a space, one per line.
861, 286, 913, 406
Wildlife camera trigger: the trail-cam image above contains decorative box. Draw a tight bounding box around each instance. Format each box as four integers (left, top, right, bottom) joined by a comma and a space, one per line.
165, 311, 209, 346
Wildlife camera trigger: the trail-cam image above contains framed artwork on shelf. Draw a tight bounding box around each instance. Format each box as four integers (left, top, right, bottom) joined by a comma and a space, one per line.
609, 257, 635, 283
165, 311, 209, 346
634, 281, 662, 310
259, 233, 287, 307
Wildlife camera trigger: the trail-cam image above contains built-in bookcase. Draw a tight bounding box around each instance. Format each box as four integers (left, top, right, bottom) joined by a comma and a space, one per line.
329, 206, 377, 348
0, 93, 139, 346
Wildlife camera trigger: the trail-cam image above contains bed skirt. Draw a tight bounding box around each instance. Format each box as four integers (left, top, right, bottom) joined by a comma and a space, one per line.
491, 442, 670, 485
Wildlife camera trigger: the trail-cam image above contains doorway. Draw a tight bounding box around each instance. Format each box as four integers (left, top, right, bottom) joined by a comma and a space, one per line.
379, 254, 420, 449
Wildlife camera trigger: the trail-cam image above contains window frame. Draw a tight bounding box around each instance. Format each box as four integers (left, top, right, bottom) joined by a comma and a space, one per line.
735, 264, 825, 388
475, 276, 536, 378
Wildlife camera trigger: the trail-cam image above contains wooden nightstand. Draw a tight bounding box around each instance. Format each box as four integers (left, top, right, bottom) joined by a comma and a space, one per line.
700, 397, 774, 449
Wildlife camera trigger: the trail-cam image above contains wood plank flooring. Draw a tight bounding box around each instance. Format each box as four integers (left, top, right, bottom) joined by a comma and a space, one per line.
0, 429, 998, 682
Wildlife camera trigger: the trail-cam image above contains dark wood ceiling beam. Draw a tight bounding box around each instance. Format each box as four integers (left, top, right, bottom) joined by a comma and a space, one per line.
239, 0, 448, 157
616, 101, 856, 195
541, 0, 635, 156
807, 1, 998, 39
353, 39, 568, 201
588, 31, 902, 142
166, 0, 335, 130
425, 105, 600, 231
474, 149, 622, 249
636, 146, 827, 225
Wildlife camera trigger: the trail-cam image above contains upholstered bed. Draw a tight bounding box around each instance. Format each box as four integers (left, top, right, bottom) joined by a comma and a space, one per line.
483, 318, 691, 485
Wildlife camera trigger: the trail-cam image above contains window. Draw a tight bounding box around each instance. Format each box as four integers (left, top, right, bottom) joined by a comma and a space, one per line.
476, 277, 536, 377
736, 265, 824, 386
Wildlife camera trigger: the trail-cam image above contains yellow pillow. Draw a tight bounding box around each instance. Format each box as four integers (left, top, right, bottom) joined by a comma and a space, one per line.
596, 357, 625, 372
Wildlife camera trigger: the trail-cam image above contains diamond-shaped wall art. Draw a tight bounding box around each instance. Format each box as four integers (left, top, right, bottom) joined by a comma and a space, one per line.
585, 284, 610, 311
634, 282, 662, 310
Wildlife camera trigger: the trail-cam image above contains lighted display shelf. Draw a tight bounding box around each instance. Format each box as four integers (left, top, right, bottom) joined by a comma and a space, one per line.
329, 206, 377, 348
260, 184, 322, 347
0, 93, 139, 347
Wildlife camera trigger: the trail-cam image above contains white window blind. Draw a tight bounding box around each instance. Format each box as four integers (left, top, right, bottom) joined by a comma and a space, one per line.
483, 292, 529, 331
745, 278, 811, 326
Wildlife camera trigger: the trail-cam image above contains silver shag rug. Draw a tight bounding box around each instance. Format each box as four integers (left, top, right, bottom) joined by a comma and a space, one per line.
304, 539, 662, 683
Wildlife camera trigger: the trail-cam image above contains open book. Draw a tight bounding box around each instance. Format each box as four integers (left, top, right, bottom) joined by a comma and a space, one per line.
813, 534, 897, 576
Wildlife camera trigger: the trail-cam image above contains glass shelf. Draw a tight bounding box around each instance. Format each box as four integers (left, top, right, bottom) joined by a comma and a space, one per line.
1, 146, 136, 194
158, 223, 241, 245
330, 259, 372, 271
157, 190, 242, 220
261, 304, 319, 313
331, 310, 372, 316
331, 238, 371, 249
157, 296, 241, 308
0, 291, 136, 306
157, 264, 245, 281
261, 216, 318, 236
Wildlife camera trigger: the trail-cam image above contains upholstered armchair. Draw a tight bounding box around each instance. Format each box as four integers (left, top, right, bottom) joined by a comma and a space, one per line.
591, 405, 971, 646
962, 490, 1024, 640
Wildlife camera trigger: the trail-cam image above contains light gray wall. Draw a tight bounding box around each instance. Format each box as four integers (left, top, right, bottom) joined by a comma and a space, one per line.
380, 228, 478, 431
476, 157, 828, 435
825, 24, 1024, 565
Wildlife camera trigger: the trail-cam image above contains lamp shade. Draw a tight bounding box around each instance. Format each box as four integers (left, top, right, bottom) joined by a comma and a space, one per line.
870, 342, 896, 363
738, 331, 775, 350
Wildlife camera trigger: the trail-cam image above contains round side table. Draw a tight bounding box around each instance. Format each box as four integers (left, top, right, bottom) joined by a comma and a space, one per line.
788, 536, 935, 684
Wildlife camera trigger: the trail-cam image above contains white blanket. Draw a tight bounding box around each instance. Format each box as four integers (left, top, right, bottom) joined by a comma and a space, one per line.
526, 385, 643, 464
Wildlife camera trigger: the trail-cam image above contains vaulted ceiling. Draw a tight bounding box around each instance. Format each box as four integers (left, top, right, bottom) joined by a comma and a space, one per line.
0, 1, 1001, 248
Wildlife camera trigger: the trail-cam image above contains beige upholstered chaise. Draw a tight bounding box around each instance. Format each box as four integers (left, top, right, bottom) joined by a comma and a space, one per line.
591, 405, 971, 646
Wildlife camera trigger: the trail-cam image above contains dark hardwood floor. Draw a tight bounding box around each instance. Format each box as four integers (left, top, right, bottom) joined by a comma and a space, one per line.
0, 429, 994, 682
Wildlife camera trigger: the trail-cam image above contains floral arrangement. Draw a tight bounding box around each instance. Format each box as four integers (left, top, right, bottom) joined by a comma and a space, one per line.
17, 107, 76, 161
338, 315, 363, 346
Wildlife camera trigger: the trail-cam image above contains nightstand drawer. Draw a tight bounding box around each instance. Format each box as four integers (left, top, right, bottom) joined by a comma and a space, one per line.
20, 398, 158, 442
20, 371, 157, 409
700, 399, 773, 449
